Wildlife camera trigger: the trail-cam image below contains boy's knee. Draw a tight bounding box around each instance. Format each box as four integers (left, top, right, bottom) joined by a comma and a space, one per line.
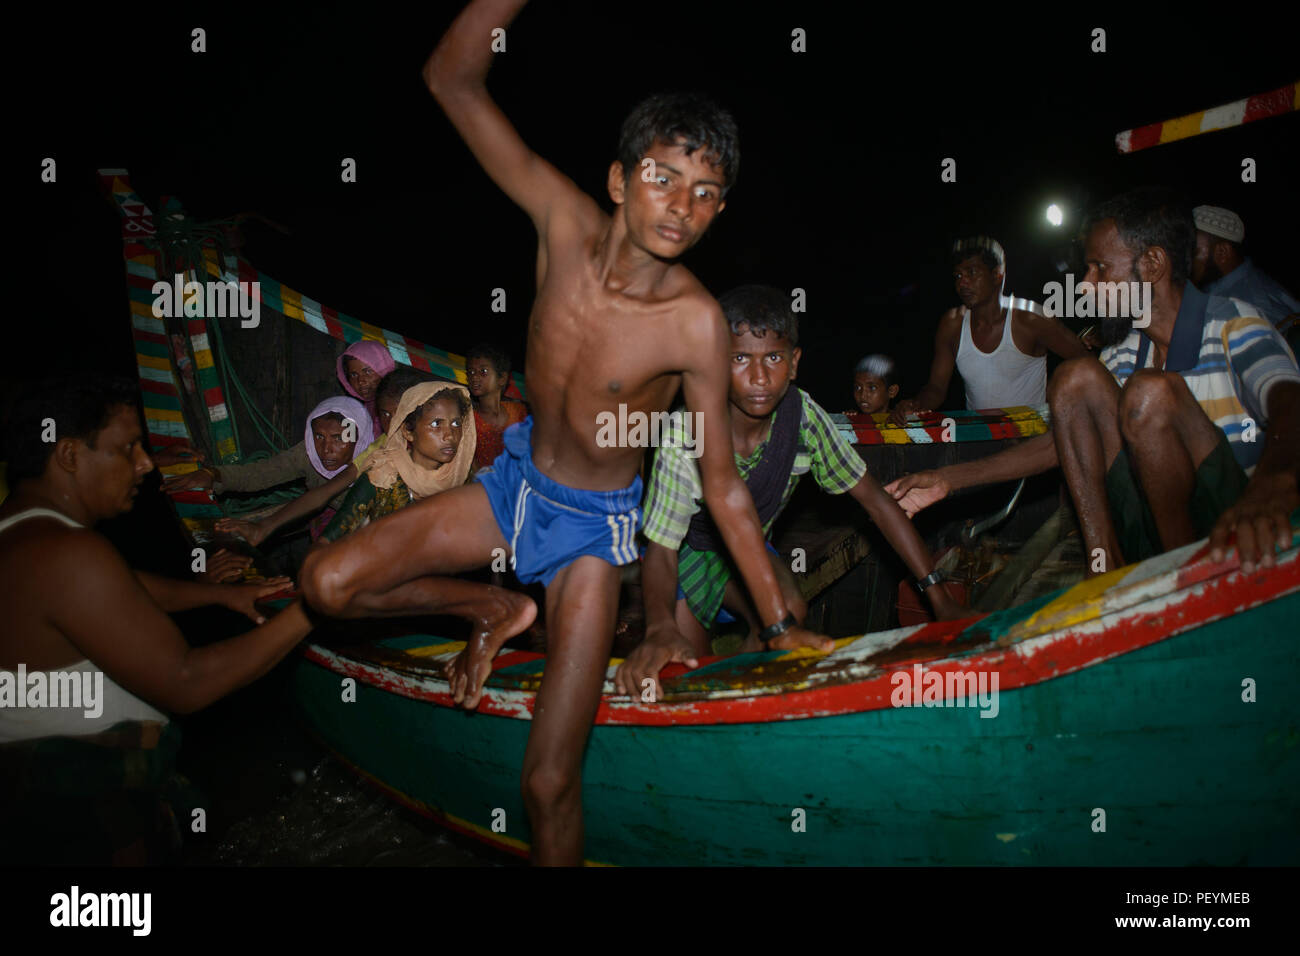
299, 548, 352, 618
522, 762, 577, 812
1047, 357, 1109, 410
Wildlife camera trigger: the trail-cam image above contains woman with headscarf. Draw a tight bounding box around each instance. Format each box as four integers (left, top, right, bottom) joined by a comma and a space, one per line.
318, 382, 476, 543
337, 341, 397, 423
177, 396, 375, 542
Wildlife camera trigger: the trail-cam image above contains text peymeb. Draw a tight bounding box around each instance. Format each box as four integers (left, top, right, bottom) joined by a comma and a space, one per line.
50, 886, 151, 936
152, 272, 260, 328
596, 405, 705, 458
0, 664, 103, 718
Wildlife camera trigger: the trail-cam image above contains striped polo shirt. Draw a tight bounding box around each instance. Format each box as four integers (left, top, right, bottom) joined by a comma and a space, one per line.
1099, 283, 1300, 474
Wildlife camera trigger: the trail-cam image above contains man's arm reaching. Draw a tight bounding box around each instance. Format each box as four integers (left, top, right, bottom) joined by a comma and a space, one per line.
885, 431, 1058, 518
891, 310, 960, 425
52, 534, 312, 714
423, 0, 583, 232
1021, 310, 1093, 361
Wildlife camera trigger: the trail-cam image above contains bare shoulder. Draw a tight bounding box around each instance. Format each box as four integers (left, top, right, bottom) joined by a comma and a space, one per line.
672, 282, 727, 345
936, 306, 963, 345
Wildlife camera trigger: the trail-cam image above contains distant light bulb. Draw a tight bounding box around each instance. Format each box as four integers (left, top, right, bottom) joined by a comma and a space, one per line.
1046, 204, 1064, 227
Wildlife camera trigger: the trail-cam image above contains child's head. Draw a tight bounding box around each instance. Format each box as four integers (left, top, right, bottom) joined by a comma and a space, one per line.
852, 354, 899, 415
465, 343, 512, 402
402, 387, 471, 469
609, 92, 738, 259
375, 367, 433, 435
718, 285, 801, 420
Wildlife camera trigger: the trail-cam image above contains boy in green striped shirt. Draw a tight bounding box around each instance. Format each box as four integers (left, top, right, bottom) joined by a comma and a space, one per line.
614, 286, 964, 700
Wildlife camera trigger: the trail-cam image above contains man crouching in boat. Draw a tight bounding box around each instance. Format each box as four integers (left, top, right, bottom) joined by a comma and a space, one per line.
616, 286, 967, 701
298, 0, 831, 865
0, 374, 314, 864
887, 187, 1300, 575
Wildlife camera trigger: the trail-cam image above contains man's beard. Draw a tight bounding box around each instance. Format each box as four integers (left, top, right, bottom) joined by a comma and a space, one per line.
1198, 259, 1224, 287
1098, 264, 1145, 346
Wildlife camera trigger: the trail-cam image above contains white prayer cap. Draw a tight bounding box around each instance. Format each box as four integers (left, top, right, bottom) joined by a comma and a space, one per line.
1193, 206, 1245, 243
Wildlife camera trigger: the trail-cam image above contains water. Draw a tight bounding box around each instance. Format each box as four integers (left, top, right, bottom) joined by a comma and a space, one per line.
176, 649, 522, 867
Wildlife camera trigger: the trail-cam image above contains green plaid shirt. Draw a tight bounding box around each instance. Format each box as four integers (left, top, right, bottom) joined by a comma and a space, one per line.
642, 388, 867, 625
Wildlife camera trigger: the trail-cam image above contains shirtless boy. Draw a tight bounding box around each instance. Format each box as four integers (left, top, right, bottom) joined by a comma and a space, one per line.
299, 0, 828, 865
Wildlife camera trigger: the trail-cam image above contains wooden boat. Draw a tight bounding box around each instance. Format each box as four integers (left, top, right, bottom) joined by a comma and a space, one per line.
106, 170, 1300, 866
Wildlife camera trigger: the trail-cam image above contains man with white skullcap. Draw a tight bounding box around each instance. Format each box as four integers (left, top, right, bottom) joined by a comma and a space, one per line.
1191, 205, 1299, 331
890, 235, 1091, 424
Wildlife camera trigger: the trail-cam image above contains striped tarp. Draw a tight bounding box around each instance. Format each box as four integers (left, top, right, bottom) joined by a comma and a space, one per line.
832, 405, 1050, 446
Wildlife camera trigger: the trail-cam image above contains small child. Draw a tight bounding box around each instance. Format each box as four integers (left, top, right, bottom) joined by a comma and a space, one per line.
465, 342, 528, 472
852, 354, 900, 416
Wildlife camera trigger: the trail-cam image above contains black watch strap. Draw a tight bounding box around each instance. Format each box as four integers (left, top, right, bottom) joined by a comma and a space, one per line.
915, 569, 946, 592
759, 612, 798, 643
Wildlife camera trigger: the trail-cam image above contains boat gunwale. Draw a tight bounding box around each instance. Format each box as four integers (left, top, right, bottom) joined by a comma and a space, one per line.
300, 536, 1299, 726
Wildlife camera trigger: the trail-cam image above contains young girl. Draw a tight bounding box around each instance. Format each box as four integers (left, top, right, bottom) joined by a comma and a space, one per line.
318, 382, 477, 542
464, 342, 528, 471
338, 341, 398, 424
851, 354, 900, 417
218, 369, 432, 548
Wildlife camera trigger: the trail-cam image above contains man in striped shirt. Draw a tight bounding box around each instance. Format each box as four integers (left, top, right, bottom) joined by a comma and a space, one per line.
886, 187, 1300, 575
614, 286, 962, 701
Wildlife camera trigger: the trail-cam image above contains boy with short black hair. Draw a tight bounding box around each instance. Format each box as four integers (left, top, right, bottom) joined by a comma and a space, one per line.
300, 0, 828, 865
616, 286, 964, 700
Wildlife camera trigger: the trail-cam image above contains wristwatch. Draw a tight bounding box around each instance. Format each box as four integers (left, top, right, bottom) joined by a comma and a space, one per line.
915, 569, 946, 592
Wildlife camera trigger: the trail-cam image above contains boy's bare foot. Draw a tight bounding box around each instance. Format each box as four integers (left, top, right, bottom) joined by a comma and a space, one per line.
445, 590, 538, 710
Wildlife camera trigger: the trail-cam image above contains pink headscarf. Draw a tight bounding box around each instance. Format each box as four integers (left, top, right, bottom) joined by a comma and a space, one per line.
336, 341, 398, 403
304, 396, 375, 479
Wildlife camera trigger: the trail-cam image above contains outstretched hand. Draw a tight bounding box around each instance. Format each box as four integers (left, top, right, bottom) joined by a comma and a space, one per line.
889, 400, 929, 428
152, 443, 204, 469
197, 547, 253, 584
884, 471, 951, 519
1208, 471, 1298, 573
222, 578, 294, 624
216, 517, 269, 547
164, 469, 214, 493
613, 628, 701, 703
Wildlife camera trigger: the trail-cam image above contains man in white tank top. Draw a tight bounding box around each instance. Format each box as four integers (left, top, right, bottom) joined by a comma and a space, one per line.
0, 374, 315, 861
891, 236, 1093, 423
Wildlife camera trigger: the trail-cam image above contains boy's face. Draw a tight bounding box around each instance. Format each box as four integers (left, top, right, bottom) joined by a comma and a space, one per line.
608, 138, 727, 259
728, 326, 801, 420
853, 371, 898, 415
465, 356, 505, 400
376, 393, 400, 435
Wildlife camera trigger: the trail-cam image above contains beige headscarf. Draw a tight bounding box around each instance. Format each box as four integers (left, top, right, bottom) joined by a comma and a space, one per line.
364, 382, 477, 498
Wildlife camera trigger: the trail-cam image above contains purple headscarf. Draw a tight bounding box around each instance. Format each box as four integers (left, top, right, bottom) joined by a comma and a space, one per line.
337, 341, 398, 401
304, 396, 375, 479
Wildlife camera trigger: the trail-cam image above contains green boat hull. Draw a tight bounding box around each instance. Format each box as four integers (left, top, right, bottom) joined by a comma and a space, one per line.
293, 591, 1299, 866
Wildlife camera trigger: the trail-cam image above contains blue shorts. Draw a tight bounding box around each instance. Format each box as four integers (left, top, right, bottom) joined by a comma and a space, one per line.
475, 417, 643, 587
674, 540, 779, 625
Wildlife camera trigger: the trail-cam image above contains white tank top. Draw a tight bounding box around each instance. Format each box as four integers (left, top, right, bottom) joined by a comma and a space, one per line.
0, 508, 169, 743
955, 303, 1047, 410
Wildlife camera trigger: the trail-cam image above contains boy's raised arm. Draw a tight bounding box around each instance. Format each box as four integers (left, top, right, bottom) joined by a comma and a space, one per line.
423, 0, 579, 230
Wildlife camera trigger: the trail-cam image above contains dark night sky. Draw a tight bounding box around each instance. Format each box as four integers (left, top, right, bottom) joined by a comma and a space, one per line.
16, 1, 1299, 414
